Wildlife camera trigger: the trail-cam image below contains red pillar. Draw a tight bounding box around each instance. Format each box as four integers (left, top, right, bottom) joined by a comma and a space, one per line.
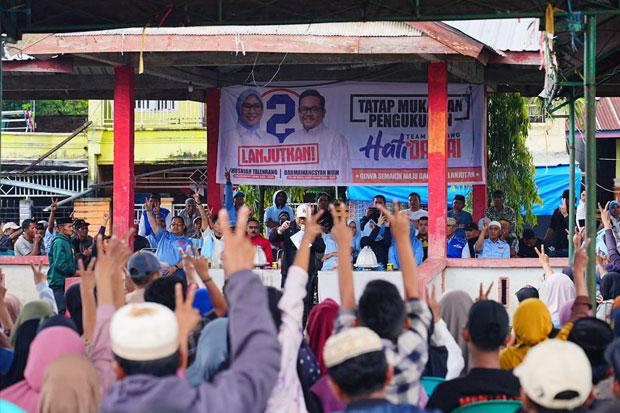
113, 66, 135, 239
472, 185, 487, 222
427, 62, 448, 259
472, 88, 488, 222
207, 88, 221, 212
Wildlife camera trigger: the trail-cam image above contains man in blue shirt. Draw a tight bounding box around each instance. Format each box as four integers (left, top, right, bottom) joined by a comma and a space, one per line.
475, 220, 510, 258
224, 169, 245, 226
448, 194, 473, 239
139, 193, 172, 237
447, 217, 470, 258
144, 199, 193, 280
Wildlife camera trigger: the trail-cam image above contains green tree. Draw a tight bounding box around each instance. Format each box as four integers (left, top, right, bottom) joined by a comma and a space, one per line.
2, 100, 88, 115
488, 93, 542, 233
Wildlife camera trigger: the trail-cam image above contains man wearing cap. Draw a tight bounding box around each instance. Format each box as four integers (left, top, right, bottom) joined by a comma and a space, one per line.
447, 217, 470, 258
14, 219, 43, 256
427, 300, 520, 412
465, 222, 481, 258
101, 216, 281, 413
484, 190, 516, 237
47, 216, 77, 313
269, 204, 325, 311
323, 327, 439, 413
475, 221, 510, 258
179, 198, 200, 237
125, 250, 162, 303
448, 194, 473, 239
224, 169, 246, 226
0, 222, 22, 254
515, 340, 594, 413
544, 189, 571, 257
138, 193, 172, 237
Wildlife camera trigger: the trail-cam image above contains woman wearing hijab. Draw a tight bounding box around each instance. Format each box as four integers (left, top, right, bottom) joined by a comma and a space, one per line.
0, 326, 87, 412
0, 319, 40, 390
38, 354, 100, 413
220, 89, 275, 179
306, 298, 339, 376
307, 298, 345, 413
543, 273, 576, 327
186, 318, 230, 385
64, 283, 84, 335
610, 201, 620, 234
4, 294, 22, 325
439, 290, 473, 374
8, 300, 54, 348
348, 220, 362, 262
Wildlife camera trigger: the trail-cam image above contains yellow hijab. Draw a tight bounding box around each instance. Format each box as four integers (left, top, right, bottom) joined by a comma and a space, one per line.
500, 298, 552, 369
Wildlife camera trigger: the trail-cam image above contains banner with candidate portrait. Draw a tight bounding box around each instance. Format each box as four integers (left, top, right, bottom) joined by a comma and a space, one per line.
217, 82, 485, 186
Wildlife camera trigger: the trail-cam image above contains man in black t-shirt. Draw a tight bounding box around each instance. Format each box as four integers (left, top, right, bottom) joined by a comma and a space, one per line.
517, 229, 546, 258
427, 300, 521, 412
544, 189, 571, 257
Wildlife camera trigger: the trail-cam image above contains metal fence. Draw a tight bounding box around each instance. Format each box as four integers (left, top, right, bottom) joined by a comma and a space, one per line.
0, 173, 87, 198
101, 100, 205, 129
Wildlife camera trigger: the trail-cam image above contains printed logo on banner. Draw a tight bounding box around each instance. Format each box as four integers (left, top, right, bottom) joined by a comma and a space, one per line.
262, 88, 300, 143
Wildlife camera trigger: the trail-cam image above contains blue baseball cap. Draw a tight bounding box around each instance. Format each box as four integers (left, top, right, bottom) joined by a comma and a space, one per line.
128, 250, 161, 279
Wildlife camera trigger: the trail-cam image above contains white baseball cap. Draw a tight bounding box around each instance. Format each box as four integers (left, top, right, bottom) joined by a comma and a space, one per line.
514, 339, 592, 410
296, 204, 309, 218
2, 222, 19, 232
110, 302, 178, 361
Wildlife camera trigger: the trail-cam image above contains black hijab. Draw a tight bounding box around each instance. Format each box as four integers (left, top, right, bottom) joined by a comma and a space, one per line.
601, 272, 620, 300
0, 319, 41, 390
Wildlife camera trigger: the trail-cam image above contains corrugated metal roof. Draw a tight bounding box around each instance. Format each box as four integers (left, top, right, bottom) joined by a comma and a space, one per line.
596, 97, 620, 131
444, 18, 540, 52
61, 22, 423, 37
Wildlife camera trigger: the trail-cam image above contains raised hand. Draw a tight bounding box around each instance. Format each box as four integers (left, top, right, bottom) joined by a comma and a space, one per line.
377, 213, 386, 227
425, 284, 440, 323
30, 258, 47, 285
534, 244, 550, 267
573, 229, 591, 276
478, 281, 494, 301
193, 191, 202, 205
599, 202, 612, 230
220, 207, 254, 276
376, 201, 410, 241
329, 204, 352, 247
224, 168, 231, 183
103, 211, 110, 223
50, 198, 58, 212
303, 205, 323, 240
278, 220, 291, 234
144, 197, 153, 213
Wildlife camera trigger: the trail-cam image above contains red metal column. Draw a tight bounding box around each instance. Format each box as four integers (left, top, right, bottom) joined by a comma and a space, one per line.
427, 62, 448, 259
113, 66, 135, 239
207, 88, 221, 212
472, 185, 487, 222
472, 87, 488, 222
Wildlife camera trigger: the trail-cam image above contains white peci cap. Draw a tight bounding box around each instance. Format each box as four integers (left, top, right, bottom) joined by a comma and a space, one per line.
110, 302, 179, 361
323, 327, 383, 368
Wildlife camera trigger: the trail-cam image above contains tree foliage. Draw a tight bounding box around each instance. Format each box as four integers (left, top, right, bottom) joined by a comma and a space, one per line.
2, 100, 88, 116
488, 93, 542, 233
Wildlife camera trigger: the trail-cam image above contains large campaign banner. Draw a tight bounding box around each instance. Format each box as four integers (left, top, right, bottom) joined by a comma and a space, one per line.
216, 82, 485, 186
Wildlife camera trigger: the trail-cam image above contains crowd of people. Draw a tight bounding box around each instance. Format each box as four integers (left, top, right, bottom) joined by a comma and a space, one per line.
3, 183, 620, 412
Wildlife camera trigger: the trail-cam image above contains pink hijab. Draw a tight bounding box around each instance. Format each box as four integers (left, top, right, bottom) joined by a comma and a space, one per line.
544, 273, 575, 322
0, 326, 86, 412
5, 293, 22, 323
